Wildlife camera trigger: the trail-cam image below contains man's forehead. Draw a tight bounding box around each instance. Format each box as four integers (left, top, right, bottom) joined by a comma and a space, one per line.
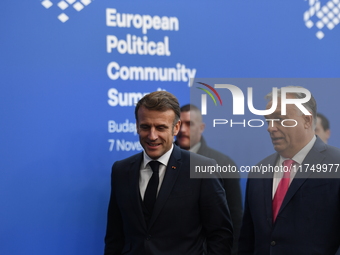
265, 97, 298, 113
180, 111, 190, 118
138, 106, 175, 116
266, 100, 281, 111
189, 110, 202, 122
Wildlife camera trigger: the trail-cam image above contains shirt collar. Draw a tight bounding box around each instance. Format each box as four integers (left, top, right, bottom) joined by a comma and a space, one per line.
279, 135, 316, 165
142, 144, 174, 168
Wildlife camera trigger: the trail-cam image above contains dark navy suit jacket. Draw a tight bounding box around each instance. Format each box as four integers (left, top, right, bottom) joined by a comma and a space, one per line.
239, 137, 340, 255
104, 145, 233, 255
196, 136, 243, 255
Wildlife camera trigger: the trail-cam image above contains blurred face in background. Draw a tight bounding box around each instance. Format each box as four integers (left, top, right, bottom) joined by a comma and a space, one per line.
177, 110, 205, 150
315, 117, 330, 143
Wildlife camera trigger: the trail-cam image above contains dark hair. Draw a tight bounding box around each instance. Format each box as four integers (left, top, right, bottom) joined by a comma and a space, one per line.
135, 91, 180, 126
317, 113, 330, 131
180, 104, 200, 113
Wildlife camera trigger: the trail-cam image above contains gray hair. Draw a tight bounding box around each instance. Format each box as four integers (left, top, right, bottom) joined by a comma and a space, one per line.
265, 86, 317, 127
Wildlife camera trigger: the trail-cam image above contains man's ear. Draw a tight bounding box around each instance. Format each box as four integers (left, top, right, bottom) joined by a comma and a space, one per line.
136, 121, 140, 134
303, 115, 313, 129
200, 122, 205, 134
173, 120, 181, 136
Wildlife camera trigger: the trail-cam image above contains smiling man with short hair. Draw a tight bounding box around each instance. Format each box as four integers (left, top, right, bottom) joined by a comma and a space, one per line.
104, 91, 233, 255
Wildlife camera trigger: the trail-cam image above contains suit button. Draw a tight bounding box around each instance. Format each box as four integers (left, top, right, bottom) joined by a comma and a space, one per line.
146, 235, 152, 241
271, 241, 276, 246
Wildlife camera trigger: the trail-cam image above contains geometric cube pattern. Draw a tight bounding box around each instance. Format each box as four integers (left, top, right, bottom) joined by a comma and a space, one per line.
304, 0, 340, 39
41, 0, 92, 23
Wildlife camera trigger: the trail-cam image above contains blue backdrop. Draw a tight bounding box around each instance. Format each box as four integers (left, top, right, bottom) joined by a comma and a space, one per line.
1, 1, 340, 254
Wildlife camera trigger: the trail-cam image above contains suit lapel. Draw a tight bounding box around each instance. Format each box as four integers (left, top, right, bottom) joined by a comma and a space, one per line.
278, 138, 326, 216
263, 154, 277, 225
148, 146, 182, 229
264, 177, 274, 226
128, 153, 147, 231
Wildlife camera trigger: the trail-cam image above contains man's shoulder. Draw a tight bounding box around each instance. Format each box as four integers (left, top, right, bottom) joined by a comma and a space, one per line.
176, 144, 216, 164
198, 137, 237, 166
244, 152, 278, 179
113, 152, 143, 168
306, 138, 340, 163
257, 152, 278, 165
320, 143, 340, 158
201, 146, 236, 165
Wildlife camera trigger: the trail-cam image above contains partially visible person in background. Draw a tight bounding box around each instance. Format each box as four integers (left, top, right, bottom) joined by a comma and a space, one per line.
315, 113, 330, 144
176, 104, 243, 255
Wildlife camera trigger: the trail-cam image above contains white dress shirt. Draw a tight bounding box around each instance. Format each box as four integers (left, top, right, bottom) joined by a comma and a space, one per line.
139, 144, 174, 200
272, 135, 316, 198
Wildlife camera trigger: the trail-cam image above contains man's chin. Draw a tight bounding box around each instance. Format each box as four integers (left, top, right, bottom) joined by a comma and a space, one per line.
143, 145, 165, 159
273, 145, 281, 152
273, 145, 287, 155
177, 139, 190, 150
178, 143, 190, 150
145, 150, 161, 160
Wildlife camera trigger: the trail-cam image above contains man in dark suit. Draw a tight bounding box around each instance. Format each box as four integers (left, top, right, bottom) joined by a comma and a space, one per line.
315, 112, 331, 144
238, 87, 340, 255
176, 104, 243, 255
104, 91, 233, 255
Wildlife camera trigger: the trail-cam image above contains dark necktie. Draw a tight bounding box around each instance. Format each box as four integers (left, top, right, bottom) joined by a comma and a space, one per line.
144, 161, 160, 214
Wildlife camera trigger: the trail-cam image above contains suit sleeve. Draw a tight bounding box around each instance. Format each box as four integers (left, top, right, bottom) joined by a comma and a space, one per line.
199, 159, 234, 255
104, 162, 124, 255
221, 163, 243, 255
237, 178, 255, 255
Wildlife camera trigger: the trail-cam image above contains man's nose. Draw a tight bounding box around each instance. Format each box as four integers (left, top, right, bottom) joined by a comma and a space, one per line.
267, 122, 278, 133
180, 123, 188, 133
179, 123, 185, 132
148, 127, 158, 140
